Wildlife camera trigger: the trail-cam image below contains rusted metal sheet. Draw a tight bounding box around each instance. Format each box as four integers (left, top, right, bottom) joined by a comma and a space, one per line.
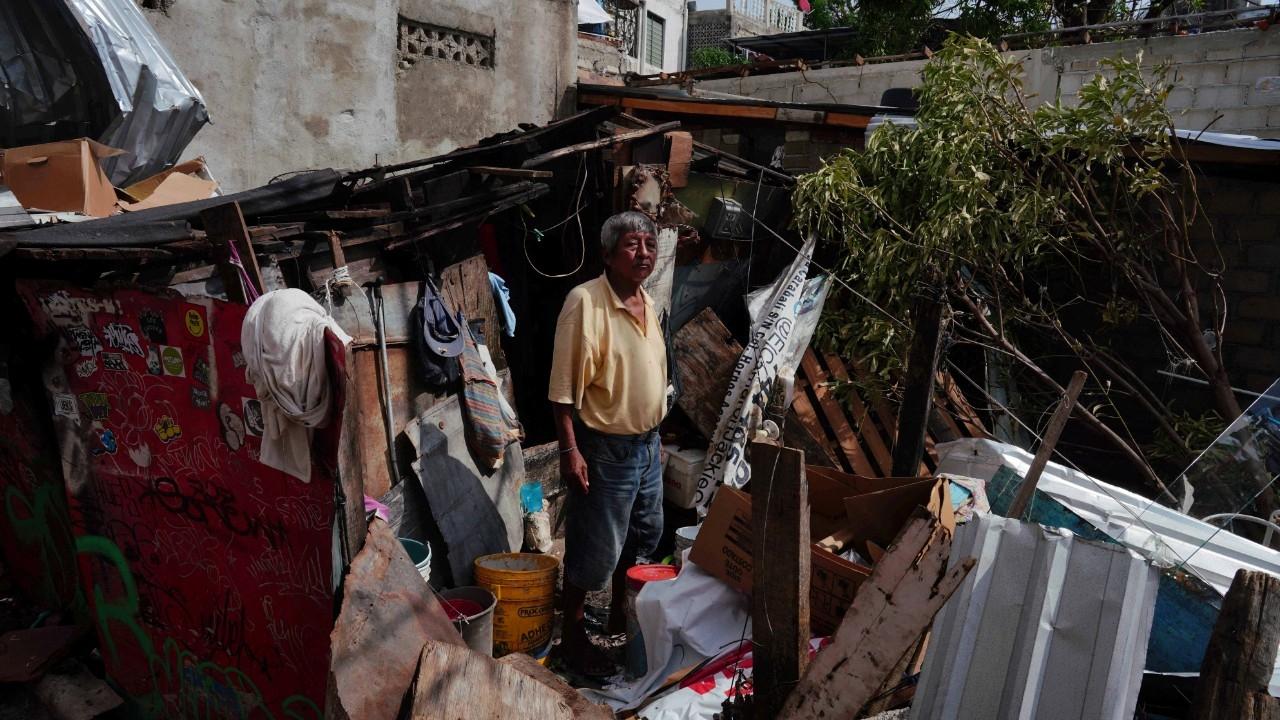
330, 519, 463, 720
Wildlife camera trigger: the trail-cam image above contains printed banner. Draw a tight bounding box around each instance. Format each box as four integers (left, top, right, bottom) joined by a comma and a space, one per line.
694, 237, 816, 515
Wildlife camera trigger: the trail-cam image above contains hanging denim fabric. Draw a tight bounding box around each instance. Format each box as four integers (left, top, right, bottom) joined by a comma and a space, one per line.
458, 321, 522, 471
412, 276, 465, 388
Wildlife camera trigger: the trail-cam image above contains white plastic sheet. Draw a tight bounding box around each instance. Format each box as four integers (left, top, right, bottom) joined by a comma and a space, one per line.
580, 559, 750, 712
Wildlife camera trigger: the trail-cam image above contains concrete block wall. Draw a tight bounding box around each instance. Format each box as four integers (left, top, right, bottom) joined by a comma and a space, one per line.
701, 28, 1280, 138
1194, 173, 1280, 392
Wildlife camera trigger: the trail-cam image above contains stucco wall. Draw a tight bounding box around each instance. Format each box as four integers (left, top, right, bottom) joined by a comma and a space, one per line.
141, 0, 575, 191
700, 28, 1280, 138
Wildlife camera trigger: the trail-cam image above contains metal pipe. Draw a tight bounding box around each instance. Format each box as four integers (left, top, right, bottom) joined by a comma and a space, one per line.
1156, 369, 1280, 402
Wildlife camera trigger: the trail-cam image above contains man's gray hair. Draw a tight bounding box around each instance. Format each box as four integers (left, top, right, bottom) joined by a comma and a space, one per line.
600, 211, 657, 256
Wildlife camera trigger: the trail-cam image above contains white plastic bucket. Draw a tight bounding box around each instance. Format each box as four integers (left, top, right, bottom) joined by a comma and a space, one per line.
674, 525, 699, 567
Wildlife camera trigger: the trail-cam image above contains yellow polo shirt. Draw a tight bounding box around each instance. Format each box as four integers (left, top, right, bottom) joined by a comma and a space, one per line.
548, 275, 667, 435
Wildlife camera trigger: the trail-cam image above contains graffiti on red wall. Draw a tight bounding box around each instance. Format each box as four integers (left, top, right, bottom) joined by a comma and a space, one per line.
19, 283, 336, 720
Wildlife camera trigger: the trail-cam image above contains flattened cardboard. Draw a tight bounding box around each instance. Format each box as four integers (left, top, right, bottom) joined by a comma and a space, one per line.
1, 139, 124, 217
120, 172, 217, 212
122, 157, 213, 203
689, 486, 874, 636
690, 472, 956, 636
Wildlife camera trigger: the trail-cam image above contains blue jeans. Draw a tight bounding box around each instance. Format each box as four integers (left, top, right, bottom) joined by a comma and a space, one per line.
563, 424, 664, 592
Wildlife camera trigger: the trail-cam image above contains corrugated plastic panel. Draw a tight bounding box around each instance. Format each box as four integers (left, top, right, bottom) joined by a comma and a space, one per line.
911, 512, 1159, 720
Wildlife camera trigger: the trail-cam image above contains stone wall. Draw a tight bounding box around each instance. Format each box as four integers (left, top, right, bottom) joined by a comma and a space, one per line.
139, 0, 575, 191
700, 27, 1280, 138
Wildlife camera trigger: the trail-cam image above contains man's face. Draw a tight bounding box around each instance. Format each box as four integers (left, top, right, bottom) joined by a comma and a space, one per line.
607, 230, 657, 284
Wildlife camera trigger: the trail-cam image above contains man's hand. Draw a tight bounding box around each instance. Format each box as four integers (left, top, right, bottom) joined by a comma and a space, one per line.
561, 448, 589, 495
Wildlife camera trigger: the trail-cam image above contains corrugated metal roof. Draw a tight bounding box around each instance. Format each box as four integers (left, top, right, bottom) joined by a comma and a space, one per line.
912, 512, 1159, 720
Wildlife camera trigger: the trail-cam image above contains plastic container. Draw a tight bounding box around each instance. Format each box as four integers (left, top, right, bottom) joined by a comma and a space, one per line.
674, 525, 699, 568
519, 480, 544, 514
438, 586, 497, 657
400, 538, 432, 584
474, 553, 560, 657
625, 564, 678, 678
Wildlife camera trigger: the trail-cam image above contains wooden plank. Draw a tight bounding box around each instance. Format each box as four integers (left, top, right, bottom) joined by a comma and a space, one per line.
522, 121, 680, 168
800, 352, 876, 477
825, 111, 872, 129
788, 387, 843, 470
331, 520, 463, 720
1007, 370, 1087, 519
665, 131, 694, 188
440, 254, 507, 371
938, 370, 990, 439
819, 353, 894, 475
468, 166, 554, 179
411, 641, 574, 720
751, 442, 811, 718
1191, 569, 1280, 719
200, 201, 265, 298
496, 653, 614, 720
672, 307, 741, 440
892, 296, 945, 477
779, 511, 975, 720
580, 94, 778, 121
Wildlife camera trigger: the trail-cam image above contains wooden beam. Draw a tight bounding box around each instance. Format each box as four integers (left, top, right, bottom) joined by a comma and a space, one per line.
751, 442, 811, 719
779, 510, 974, 720
825, 112, 872, 129
1007, 370, 1088, 519
821, 353, 894, 476
522, 121, 681, 168
800, 353, 875, 476
201, 201, 265, 300
1191, 569, 1280, 720
673, 308, 741, 440
468, 166, 554, 179
891, 293, 945, 477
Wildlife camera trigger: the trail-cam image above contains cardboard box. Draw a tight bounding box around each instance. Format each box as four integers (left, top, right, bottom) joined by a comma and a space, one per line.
689, 472, 955, 636
689, 486, 873, 635
1, 139, 123, 217
663, 445, 705, 509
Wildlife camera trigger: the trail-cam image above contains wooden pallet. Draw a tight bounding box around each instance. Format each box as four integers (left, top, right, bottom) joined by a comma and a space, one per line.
792, 349, 990, 478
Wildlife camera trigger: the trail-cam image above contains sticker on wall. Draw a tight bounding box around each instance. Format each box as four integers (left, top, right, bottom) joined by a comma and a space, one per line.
74, 359, 98, 378
153, 416, 182, 444
102, 352, 128, 372
139, 310, 167, 344
66, 325, 102, 357
146, 347, 163, 376
91, 429, 118, 456
184, 307, 207, 338
101, 322, 144, 357
219, 402, 246, 451
160, 345, 185, 377
53, 394, 79, 422
79, 392, 110, 421
191, 387, 211, 410
242, 398, 265, 437
127, 442, 152, 469
192, 356, 211, 387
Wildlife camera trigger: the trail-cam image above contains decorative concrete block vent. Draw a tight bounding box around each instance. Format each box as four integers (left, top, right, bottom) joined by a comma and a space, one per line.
397, 15, 495, 74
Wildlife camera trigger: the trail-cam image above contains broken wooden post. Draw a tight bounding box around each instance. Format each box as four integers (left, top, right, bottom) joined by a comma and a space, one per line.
751, 442, 811, 719
1190, 569, 1280, 720
201, 201, 265, 301
891, 287, 945, 477
778, 509, 974, 720
1007, 370, 1088, 519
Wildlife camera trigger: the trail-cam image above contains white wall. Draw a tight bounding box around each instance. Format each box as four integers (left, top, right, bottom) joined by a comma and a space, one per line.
621, 0, 688, 74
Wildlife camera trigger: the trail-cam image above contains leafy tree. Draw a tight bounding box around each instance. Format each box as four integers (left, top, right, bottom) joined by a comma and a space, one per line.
690, 46, 746, 69
792, 36, 1236, 499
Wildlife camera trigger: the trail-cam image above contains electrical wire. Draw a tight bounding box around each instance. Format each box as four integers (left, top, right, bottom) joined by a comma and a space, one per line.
522, 153, 589, 279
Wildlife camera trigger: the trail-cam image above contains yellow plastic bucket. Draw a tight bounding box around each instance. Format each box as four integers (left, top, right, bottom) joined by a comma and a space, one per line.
474, 553, 559, 657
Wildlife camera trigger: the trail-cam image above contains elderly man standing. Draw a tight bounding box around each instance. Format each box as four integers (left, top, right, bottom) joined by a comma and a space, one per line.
549, 211, 667, 677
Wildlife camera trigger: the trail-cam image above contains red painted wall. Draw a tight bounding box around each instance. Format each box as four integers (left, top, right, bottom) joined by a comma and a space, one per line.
19, 283, 337, 720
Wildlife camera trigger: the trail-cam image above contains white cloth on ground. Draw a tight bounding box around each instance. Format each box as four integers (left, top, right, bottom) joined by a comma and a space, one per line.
580, 557, 750, 712
241, 289, 351, 482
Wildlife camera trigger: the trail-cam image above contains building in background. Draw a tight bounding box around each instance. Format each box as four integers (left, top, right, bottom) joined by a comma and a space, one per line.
688, 0, 803, 57
138, 0, 577, 191
580, 0, 689, 77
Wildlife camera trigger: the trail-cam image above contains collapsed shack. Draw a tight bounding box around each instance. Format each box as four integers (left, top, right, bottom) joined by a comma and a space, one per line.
2, 72, 1280, 720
